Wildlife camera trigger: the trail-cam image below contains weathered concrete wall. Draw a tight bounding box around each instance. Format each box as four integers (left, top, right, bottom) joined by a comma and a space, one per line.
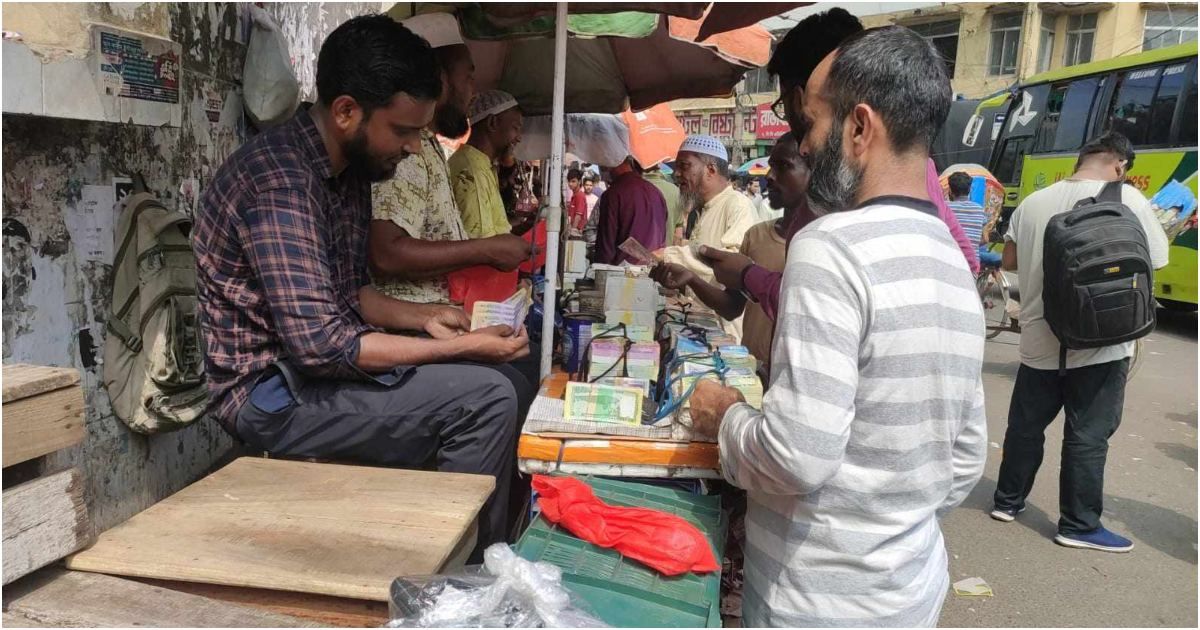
1, 2, 247, 537
266, 2, 385, 103
1, 1, 387, 536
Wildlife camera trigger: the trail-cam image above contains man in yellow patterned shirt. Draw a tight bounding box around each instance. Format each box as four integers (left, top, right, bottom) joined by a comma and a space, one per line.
449, 90, 527, 239
371, 16, 532, 305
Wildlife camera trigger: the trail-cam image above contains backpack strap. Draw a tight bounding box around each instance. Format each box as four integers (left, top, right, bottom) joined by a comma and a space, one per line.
1059, 345, 1068, 376
1098, 180, 1124, 204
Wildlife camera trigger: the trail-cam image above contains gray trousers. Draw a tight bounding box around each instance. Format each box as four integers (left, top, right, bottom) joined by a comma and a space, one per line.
236, 360, 534, 561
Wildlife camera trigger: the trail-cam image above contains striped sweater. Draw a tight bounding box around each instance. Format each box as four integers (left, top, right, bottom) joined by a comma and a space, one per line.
720, 199, 988, 628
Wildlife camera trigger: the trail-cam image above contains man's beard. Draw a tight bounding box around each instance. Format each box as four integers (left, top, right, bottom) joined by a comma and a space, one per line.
679, 187, 703, 216
804, 121, 863, 216
345, 129, 398, 183
435, 102, 469, 139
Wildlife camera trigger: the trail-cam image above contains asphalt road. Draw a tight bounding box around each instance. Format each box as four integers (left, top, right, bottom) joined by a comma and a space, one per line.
938, 307, 1198, 627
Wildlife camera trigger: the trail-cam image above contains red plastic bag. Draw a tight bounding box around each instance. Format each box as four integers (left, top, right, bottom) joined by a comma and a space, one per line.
447, 265, 518, 315
532, 475, 720, 576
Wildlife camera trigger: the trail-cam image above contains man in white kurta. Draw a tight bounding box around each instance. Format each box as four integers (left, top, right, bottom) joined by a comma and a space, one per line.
661, 135, 758, 340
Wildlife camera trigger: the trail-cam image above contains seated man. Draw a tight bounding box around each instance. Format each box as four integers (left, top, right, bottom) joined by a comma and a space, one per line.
192, 16, 530, 560
593, 156, 668, 265
946, 171, 999, 268
651, 133, 813, 377
450, 90, 531, 239
370, 14, 534, 306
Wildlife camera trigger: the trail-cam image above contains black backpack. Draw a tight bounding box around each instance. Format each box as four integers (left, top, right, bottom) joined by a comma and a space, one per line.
1042, 180, 1155, 373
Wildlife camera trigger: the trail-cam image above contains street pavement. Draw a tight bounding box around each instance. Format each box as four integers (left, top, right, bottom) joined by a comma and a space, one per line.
939, 307, 1198, 627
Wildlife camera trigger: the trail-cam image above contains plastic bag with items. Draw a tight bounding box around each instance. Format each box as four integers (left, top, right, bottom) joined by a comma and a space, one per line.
386, 544, 607, 628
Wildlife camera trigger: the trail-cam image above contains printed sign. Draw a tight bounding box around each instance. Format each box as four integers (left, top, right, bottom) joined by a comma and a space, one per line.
99, 31, 180, 104
755, 103, 789, 140
709, 112, 734, 138
679, 114, 702, 135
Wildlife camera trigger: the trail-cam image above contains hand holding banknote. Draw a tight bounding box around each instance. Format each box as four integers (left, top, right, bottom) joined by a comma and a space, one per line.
462, 324, 530, 363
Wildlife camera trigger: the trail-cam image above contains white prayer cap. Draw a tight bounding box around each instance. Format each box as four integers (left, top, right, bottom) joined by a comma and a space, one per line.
677, 135, 729, 162
402, 13, 464, 49
469, 90, 519, 124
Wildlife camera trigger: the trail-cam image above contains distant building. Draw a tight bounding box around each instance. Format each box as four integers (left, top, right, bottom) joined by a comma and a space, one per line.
670, 1, 1197, 163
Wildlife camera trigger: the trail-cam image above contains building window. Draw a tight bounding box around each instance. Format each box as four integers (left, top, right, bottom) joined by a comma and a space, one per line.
1144, 9, 1198, 51
1064, 13, 1097, 67
907, 19, 960, 79
989, 13, 1023, 76
1038, 19, 1056, 73
742, 66, 777, 95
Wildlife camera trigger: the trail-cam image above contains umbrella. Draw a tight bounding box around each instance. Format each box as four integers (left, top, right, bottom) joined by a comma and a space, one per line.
737, 157, 770, 176
393, 4, 772, 115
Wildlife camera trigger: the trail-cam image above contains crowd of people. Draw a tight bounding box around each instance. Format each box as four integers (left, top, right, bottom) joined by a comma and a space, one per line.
192, 7, 1168, 628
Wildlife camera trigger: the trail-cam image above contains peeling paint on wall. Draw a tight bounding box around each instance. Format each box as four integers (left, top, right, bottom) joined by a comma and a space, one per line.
2, 2, 249, 537
267, 2, 381, 103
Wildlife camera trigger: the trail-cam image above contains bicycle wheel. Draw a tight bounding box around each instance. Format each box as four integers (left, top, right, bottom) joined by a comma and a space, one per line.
977, 271, 1009, 339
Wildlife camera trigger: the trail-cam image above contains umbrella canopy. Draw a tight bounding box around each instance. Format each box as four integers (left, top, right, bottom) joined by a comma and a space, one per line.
391, 4, 772, 115
737, 157, 770, 176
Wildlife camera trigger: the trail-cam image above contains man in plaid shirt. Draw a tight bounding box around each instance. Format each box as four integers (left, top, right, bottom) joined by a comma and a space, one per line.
193, 15, 530, 558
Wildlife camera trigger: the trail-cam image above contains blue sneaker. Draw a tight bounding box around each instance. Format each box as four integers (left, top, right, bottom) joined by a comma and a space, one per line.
1054, 527, 1134, 553
989, 505, 1026, 522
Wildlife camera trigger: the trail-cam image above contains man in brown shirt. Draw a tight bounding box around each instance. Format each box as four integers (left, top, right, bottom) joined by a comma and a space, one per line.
651, 133, 812, 377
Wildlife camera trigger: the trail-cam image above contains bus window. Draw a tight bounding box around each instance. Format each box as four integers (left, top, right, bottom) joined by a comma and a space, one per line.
1106, 66, 1162, 145
993, 136, 1030, 185
1180, 65, 1197, 146
1033, 77, 1100, 153
1148, 63, 1188, 146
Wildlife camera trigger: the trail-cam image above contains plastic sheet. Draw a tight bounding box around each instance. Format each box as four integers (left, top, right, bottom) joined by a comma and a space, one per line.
387, 544, 607, 628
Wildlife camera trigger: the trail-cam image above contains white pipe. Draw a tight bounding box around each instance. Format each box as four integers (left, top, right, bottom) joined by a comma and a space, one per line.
540, 1, 568, 380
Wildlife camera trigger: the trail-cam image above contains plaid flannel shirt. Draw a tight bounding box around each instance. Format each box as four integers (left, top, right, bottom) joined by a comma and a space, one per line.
193, 108, 375, 434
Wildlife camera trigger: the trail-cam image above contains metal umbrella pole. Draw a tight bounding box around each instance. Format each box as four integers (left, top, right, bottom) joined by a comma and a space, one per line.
539, 1, 568, 379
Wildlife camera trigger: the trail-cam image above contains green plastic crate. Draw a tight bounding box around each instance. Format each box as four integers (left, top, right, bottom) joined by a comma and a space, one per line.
514, 476, 726, 628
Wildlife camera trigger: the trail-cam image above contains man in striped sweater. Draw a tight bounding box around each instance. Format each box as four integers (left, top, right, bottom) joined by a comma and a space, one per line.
690, 26, 988, 627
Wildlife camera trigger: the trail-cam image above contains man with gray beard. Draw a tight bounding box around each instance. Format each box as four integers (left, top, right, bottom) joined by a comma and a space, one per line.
688, 26, 987, 627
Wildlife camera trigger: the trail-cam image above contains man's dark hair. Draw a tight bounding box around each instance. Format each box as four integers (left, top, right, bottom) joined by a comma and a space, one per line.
1076, 132, 1136, 172
316, 15, 441, 114
826, 26, 951, 153
567, 168, 583, 181
768, 8, 863, 89
948, 171, 973, 199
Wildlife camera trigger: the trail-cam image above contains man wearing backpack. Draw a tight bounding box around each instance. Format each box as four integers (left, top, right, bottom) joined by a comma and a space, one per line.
991, 132, 1169, 553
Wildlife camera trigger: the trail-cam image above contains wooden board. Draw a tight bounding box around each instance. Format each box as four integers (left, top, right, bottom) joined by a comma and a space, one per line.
2, 365, 85, 467
66, 457, 495, 602
3, 364, 80, 403
136, 578, 390, 628
3, 568, 318, 627
3, 469, 90, 585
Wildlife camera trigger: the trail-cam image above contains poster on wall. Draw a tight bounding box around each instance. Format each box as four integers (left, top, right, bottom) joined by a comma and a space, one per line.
98, 30, 180, 104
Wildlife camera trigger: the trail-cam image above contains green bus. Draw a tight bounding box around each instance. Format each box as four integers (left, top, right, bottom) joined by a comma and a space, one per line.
968, 41, 1198, 308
